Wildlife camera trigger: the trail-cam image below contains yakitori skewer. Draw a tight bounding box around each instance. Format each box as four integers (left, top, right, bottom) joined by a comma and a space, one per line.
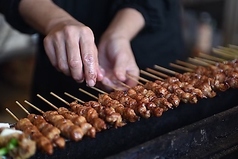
6, 107, 54, 154
118, 76, 174, 111
4, 108, 37, 159
15, 101, 65, 149
24, 100, 86, 142
78, 89, 125, 127
145, 68, 205, 99
146, 68, 201, 103
39, 93, 96, 138
124, 82, 168, 116
106, 86, 151, 118
79, 89, 126, 126
89, 87, 140, 122
47, 92, 107, 132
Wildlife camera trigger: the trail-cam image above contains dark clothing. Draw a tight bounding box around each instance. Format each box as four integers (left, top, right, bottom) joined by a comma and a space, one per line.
0, 0, 187, 111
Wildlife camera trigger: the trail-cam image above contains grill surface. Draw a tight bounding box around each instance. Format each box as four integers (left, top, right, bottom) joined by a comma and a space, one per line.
107, 96, 238, 159
31, 88, 238, 159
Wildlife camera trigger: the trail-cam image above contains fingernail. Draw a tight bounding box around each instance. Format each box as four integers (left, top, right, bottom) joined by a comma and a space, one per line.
87, 79, 95, 87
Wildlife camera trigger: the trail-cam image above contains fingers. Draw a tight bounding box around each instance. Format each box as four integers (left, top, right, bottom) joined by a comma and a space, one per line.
65, 26, 84, 82
101, 77, 128, 92
44, 37, 57, 67
79, 27, 98, 87
97, 66, 105, 81
113, 53, 139, 88
44, 25, 101, 86
125, 70, 139, 87
44, 32, 70, 76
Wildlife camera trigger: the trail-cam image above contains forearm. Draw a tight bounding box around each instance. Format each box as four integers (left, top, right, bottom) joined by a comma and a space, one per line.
104, 8, 145, 41
19, 0, 79, 35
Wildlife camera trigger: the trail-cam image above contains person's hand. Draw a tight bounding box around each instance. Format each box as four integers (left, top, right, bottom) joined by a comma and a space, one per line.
95, 8, 144, 91
97, 34, 139, 91
43, 20, 103, 86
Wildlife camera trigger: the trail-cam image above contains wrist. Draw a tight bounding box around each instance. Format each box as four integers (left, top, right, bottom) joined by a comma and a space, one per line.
101, 30, 130, 42
104, 8, 145, 41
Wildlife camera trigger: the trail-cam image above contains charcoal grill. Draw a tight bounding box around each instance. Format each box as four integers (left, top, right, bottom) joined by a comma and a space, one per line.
30, 87, 238, 159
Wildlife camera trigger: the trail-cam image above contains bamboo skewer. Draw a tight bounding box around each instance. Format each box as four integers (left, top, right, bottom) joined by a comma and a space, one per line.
101, 82, 119, 91
169, 63, 194, 72
188, 57, 212, 67
219, 47, 238, 55
91, 87, 107, 94
63, 92, 84, 104
39, 93, 73, 108
140, 70, 164, 80
36, 94, 59, 109
24, 100, 44, 114
198, 52, 225, 62
175, 60, 197, 69
5, 108, 19, 121
79, 88, 98, 100
154, 65, 178, 75
228, 44, 238, 50
146, 68, 169, 78
212, 48, 237, 60
218, 46, 238, 55
50, 92, 72, 106
16, 101, 30, 115
194, 57, 217, 65
137, 76, 149, 83
116, 81, 131, 89
126, 74, 144, 85
64, 92, 85, 103
54, 92, 84, 104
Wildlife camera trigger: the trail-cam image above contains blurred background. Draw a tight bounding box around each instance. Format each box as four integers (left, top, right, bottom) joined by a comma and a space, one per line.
1, 0, 238, 123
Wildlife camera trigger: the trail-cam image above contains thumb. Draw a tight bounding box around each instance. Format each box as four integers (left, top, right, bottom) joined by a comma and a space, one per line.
113, 59, 127, 82
125, 69, 140, 87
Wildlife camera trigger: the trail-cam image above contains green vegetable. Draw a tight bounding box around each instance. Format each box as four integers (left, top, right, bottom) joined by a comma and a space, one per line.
0, 138, 18, 156
0, 147, 7, 156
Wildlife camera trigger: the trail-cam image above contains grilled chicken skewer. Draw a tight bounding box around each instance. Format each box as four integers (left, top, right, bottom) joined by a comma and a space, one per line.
16, 101, 65, 149
78, 89, 126, 128
7, 106, 54, 155
25, 100, 86, 142
39, 93, 97, 138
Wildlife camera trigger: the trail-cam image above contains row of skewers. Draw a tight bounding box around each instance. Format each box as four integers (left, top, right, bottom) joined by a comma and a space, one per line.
5, 45, 238, 155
